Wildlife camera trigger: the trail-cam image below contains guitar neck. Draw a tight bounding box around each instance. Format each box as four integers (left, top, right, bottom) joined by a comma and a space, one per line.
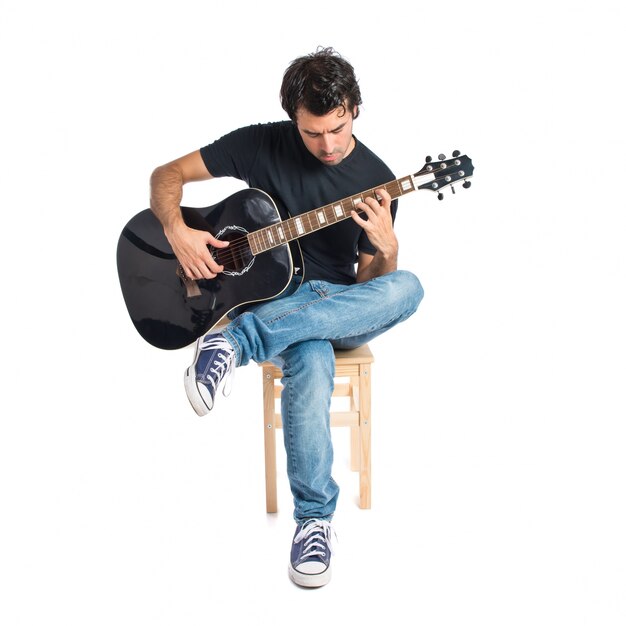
247, 174, 417, 255
246, 152, 474, 255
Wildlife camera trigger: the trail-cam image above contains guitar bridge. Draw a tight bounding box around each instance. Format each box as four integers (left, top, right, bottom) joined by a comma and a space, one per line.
176, 264, 202, 298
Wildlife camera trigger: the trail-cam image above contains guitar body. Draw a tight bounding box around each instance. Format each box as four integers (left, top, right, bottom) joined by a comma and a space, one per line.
117, 188, 303, 350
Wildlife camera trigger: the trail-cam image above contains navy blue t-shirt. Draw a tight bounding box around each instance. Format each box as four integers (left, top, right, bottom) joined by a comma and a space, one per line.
199, 121, 397, 285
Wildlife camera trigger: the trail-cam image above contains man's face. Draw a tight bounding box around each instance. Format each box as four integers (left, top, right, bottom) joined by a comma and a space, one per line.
295, 105, 356, 166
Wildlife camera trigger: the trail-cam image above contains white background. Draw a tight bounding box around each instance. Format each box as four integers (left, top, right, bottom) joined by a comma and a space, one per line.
1, 0, 625, 624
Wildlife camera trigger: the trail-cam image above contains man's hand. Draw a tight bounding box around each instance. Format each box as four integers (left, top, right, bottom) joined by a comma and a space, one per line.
165, 224, 229, 280
351, 188, 398, 259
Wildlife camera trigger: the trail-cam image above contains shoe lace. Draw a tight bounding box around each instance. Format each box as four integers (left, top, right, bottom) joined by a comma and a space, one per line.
293, 519, 336, 561
199, 335, 235, 396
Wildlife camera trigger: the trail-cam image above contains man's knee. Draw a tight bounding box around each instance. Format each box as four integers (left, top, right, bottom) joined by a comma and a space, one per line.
280, 340, 335, 381
388, 270, 424, 315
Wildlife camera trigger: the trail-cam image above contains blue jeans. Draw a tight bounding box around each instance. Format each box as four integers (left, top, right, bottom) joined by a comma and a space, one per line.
223, 270, 424, 522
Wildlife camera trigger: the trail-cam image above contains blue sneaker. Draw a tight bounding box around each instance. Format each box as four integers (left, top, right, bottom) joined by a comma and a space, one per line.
184, 333, 235, 415
288, 519, 335, 588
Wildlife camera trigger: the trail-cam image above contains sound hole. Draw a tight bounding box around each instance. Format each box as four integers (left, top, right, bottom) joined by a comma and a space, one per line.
211, 229, 254, 276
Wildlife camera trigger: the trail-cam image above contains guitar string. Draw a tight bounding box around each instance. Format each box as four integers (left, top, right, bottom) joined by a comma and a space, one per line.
208, 182, 405, 264
210, 205, 371, 265
189, 161, 468, 267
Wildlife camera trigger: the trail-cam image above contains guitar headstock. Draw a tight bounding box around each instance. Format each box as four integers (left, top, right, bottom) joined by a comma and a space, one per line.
414, 151, 474, 200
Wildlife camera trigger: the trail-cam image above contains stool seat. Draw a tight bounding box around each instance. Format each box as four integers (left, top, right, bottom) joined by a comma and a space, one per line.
262, 344, 374, 512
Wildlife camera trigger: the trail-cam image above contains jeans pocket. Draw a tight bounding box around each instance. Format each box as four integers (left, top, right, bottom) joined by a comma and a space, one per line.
309, 280, 330, 298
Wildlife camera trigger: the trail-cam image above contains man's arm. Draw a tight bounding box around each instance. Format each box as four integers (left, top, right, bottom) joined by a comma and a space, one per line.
150, 150, 229, 280
352, 189, 399, 283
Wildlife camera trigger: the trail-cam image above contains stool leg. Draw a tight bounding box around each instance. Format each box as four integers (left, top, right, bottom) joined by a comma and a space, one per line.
263, 367, 278, 513
350, 375, 360, 471
359, 362, 372, 509
350, 427, 360, 471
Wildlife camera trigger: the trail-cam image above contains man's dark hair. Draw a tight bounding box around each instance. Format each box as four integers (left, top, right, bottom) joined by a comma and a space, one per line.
280, 47, 362, 122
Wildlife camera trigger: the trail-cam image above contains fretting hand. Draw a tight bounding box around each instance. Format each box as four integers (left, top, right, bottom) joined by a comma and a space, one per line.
351, 188, 398, 259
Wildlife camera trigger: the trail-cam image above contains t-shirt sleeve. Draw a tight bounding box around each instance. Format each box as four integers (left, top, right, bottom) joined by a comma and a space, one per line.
199, 125, 265, 183
357, 198, 399, 255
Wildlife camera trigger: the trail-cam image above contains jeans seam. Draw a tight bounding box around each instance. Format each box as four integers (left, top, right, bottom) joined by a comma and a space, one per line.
283, 370, 297, 479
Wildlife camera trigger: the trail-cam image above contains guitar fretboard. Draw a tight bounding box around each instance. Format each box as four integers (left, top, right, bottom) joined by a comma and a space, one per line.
247, 175, 417, 255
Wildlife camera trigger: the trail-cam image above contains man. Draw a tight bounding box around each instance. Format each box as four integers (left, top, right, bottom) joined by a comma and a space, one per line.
150, 47, 423, 587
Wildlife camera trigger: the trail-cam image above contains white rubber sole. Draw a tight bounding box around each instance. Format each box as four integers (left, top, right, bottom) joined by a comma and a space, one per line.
183, 341, 211, 416
288, 562, 332, 588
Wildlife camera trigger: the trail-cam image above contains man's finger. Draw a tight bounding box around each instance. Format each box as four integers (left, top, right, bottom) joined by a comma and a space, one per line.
203, 231, 229, 248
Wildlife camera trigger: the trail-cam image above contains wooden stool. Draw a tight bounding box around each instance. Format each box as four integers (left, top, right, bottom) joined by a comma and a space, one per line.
262, 344, 374, 513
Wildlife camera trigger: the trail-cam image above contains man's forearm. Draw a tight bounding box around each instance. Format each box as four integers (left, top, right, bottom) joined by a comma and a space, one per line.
150, 164, 185, 233
356, 247, 398, 283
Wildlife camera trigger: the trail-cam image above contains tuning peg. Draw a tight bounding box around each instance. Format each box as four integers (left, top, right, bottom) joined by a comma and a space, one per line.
425, 155, 432, 163
437, 192, 444, 201
438, 153, 446, 160
463, 180, 472, 189
452, 150, 460, 157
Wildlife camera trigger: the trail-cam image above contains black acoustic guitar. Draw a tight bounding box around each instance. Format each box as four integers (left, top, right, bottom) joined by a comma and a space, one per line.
117, 153, 473, 349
